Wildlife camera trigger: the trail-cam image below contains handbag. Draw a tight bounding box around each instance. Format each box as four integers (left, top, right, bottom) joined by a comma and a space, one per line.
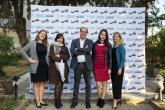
55, 60, 65, 82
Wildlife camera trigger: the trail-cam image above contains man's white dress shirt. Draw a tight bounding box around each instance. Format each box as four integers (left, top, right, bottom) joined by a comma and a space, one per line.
77, 38, 86, 63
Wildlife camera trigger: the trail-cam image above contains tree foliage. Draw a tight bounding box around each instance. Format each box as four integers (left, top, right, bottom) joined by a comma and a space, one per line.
146, 28, 165, 64
0, 0, 160, 47
0, 0, 28, 46
148, 3, 165, 35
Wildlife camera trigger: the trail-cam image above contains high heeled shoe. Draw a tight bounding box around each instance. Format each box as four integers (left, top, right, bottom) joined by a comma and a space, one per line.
112, 106, 117, 109
117, 100, 122, 106
112, 101, 117, 109
36, 103, 42, 108
40, 102, 48, 106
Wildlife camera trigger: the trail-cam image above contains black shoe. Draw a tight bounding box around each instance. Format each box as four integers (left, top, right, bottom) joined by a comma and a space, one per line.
59, 102, 63, 107
96, 98, 101, 106
55, 102, 61, 109
86, 102, 91, 109
70, 102, 78, 108
112, 106, 117, 109
102, 99, 105, 104
117, 100, 122, 106
36, 103, 42, 108
40, 102, 48, 106
99, 99, 105, 108
112, 101, 118, 109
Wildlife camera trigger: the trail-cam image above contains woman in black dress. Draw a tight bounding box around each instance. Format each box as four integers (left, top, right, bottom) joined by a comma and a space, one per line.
20, 30, 49, 108
111, 32, 126, 109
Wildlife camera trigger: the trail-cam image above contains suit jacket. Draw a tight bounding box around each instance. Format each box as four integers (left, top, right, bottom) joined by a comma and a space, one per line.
20, 40, 49, 74
70, 38, 93, 70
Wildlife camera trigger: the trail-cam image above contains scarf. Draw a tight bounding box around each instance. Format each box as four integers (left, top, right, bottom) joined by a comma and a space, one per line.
54, 42, 63, 55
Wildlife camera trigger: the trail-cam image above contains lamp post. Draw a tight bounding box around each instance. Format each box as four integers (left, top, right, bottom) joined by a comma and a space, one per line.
12, 76, 20, 100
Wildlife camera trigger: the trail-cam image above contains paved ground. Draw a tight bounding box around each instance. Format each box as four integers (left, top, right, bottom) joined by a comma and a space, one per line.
18, 72, 156, 110
24, 100, 154, 110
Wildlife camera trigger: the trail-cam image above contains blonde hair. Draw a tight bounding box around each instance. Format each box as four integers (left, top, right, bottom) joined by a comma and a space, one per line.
35, 30, 48, 47
113, 32, 123, 45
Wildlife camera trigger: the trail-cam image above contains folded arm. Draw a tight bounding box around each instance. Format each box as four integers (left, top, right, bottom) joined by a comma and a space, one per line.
77, 40, 93, 54
70, 40, 85, 56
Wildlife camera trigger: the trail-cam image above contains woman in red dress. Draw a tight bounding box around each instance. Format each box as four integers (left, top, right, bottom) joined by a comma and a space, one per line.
92, 29, 112, 108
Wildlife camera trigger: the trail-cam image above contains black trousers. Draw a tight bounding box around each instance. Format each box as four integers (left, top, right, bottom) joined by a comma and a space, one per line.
111, 68, 124, 99
72, 63, 91, 103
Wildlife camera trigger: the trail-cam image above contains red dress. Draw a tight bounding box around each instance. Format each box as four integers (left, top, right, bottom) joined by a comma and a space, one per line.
94, 44, 110, 81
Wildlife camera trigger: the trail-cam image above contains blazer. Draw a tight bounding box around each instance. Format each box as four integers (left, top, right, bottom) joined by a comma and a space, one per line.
114, 44, 126, 69
70, 38, 93, 70
48, 45, 70, 84
92, 42, 112, 69
20, 40, 49, 74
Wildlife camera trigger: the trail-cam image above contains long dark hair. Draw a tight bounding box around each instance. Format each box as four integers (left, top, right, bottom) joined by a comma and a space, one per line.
35, 30, 48, 47
96, 29, 110, 46
54, 33, 65, 45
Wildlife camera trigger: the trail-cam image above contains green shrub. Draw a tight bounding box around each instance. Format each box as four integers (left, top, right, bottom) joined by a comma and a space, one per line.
0, 96, 24, 110
0, 32, 18, 71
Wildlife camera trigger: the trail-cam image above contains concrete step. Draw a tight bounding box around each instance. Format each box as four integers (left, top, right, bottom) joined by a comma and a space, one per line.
25, 93, 147, 104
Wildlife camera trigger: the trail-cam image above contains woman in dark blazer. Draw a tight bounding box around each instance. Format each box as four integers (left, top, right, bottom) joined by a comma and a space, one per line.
111, 32, 126, 109
20, 30, 49, 108
48, 33, 70, 109
92, 29, 112, 108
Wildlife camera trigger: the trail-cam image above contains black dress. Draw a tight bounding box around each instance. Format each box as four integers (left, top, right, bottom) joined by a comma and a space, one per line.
111, 47, 124, 99
31, 43, 48, 82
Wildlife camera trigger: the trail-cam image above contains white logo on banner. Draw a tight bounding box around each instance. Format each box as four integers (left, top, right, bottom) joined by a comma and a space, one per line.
30, 5, 146, 93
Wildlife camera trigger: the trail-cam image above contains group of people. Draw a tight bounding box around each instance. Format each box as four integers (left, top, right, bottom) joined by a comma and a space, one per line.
20, 27, 125, 109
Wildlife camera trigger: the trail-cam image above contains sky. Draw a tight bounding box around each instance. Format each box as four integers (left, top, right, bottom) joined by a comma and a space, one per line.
148, 0, 165, 36
155, 0, 165, 15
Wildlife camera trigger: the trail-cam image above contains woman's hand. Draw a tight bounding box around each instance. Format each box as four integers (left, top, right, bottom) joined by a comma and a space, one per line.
108, 69, 111, 75
118, 68, 122, 75
56, 54, 60, 57
28, 58, 38, 64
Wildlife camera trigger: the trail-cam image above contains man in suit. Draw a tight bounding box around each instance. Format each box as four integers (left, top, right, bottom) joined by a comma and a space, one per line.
70, 27, 93, 109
